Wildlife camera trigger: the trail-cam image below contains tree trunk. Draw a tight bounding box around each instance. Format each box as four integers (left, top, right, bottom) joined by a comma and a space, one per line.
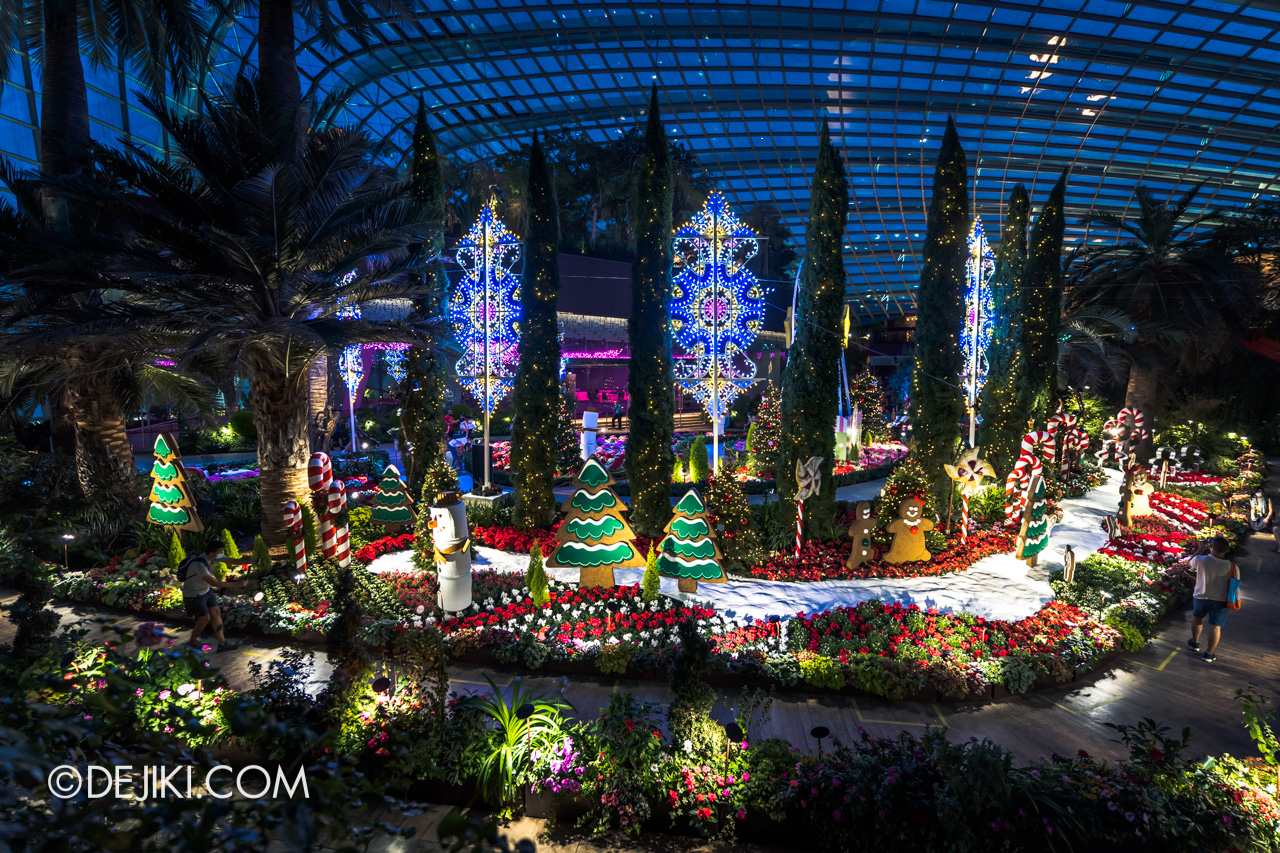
307, 355, 328, 449
66, 371, 139, 505
257, 0, 301, 150
251, 370, 312, 548
39, 0, 92, 225
1125, 363, 1159, 457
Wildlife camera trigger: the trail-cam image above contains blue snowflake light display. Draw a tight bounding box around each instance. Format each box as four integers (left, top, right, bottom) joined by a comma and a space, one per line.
670, 192, 765, 427
961, 217, 995, 445
450, 201, 521, 415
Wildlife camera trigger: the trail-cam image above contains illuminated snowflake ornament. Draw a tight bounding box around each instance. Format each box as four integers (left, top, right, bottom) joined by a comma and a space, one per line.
961, 217, 996, 409
669, 192, 766, 421
450, 201, 521, 414
338, 344, 364, 393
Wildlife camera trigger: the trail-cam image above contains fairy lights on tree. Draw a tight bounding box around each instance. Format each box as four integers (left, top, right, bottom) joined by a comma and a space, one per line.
451, 200, 522, 490
670, 191, 765, 471
961, 217, 995, 447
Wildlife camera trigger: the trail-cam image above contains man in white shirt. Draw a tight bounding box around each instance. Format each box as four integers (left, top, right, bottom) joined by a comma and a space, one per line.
180, 542, 247, 653
1188, 535, 1239, 663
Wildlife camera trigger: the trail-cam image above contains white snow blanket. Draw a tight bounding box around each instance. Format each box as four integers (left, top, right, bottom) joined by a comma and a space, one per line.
367, 473, 1119, 623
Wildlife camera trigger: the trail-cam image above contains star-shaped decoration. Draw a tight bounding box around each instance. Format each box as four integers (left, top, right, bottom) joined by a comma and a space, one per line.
944, 448, 995, 496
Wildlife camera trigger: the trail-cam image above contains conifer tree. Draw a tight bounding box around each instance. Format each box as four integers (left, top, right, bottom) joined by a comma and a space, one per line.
849, 370, 888, 443
641, 545, 661, 602
689, 435, 710, 484
625, 86, 677, 537
220, 528, 241, 560
704, 472, 764, 573
748, 384, 782, 478
253, 535, 271, 574
909, 117, 968, 509
400, 99, 450, 497
1017, 171, 1068, 429
526, 543, 550, 607
779, 123, 849, 531
555, 394, 579, 475
978, 185, 1031, 478
511, 135, 563, 529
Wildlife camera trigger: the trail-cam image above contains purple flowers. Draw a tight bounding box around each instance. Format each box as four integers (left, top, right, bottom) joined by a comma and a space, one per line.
134, 621, 165, 648
535, 738, 584, 794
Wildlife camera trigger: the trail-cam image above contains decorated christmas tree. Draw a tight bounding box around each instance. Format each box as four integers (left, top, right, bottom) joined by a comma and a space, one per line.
146, 432, 204, 532
555, 395, 579, 475
371, 464, 417, 534
658, 488, 726, 592
704, 472, 764, 573
748, 384, 782, 478
874, 456, 935, 521
546, 457, 645, 588
849, 370, 888, 444
1016, 474, 1050, 565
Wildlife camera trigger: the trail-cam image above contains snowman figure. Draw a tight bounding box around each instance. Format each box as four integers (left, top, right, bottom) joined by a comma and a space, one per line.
428, 490, 472, 612
845, 501, 877, 570
883, 498, 934, 564
580, 410, 599, 460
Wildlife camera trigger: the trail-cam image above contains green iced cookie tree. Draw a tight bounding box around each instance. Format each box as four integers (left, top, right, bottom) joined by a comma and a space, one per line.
546, 457, 645, 588
146, 432, 204, 532
371, 464, 417, 534
658, 488, 725, 593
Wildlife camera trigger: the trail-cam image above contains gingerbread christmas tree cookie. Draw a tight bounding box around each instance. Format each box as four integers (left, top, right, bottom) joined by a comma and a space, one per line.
546, 457, 645, 588
658, 488, 726, 592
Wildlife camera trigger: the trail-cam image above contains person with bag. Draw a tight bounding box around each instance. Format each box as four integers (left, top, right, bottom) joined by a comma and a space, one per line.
1188, 535, 1241, 663
180, 540, 247, 653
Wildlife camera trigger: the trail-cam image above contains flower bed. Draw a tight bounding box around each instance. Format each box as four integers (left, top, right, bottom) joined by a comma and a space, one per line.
746, 530, 1012, 582
1150, 492, 1210, 532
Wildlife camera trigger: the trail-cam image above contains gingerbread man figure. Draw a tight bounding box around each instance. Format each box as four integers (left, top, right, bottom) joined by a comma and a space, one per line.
1127, 468, 1152, 518
883, 498, 934, 564
845, 501, 877, 571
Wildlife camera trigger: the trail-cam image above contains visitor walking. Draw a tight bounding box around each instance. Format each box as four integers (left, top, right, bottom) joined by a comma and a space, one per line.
180, 542, 246, 653
611, 399, 625, 430
1187, 535, 1240, 663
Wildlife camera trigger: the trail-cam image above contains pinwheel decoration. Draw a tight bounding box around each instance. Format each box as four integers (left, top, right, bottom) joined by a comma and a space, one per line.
794, 456, 823, 557
944, 448, 994, 545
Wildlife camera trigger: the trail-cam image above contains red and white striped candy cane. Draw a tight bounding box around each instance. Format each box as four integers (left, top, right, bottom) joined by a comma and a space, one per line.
283, 500, 306, 574
1004, 452, 1042, 522
1020, 430, 1056, 471
959, 493, 969, 547
307, 452, 332, 492
795, 500, 804, 557
1055, 414, 1078, 474
1046, 402, 1066, 435
1116, 407, 1149, 441
327, 480, 349, 566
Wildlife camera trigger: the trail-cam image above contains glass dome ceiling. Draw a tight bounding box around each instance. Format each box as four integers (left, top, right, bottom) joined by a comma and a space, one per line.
4, 0, 1280, 320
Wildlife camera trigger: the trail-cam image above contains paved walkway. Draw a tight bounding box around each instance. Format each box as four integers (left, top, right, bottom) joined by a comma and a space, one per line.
7, 464, 1280, 851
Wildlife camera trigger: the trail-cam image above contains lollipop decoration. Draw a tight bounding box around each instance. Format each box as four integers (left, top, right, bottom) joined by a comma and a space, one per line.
794, 457, 823, 557
944, 447, 994, 546
282, 500, 306, 575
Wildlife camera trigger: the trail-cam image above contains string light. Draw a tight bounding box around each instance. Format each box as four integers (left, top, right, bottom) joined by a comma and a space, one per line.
961, 217, 996, 446
670, 191, 765, 423
451, 201, 522, 414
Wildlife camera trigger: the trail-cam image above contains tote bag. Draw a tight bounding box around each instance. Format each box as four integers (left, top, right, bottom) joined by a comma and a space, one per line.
1227, 563, 1242, 611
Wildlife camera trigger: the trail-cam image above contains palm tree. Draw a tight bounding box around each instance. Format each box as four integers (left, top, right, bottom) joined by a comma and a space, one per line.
1055, 304, 1135, 393
1066, 185, 1255, 424
209, 0, 407, 154
31, 79, 441, 545
0, 0, 206, 217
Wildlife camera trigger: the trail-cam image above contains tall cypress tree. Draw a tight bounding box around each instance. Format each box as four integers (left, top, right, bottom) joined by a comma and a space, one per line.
778, 123, 849, 531
909, 117, 968, 510
400, 99, 450, 497
978, 184, 1030, 478
511, 135, 562, 529
1017, 171, 1068, 429
625, 86, 676, 537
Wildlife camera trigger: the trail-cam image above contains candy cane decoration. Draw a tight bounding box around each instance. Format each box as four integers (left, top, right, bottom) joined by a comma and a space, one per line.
1054, 414, 1078, 474
1116, 407, 1149, 441
795, 457, 823, 557
1095, 418, 1126, 465
1046, 403, 1068, 472
283, 500, 306, 575
327, 480, 350, 568
1021, 430, 1056, 475
307, 452, 332, 492
1063, 424, 1089, 475
1004, 453, 1041, 522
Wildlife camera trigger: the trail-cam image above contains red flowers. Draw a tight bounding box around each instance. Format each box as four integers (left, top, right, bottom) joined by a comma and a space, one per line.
354, 533, 417, 565
748, 530, 1012, 582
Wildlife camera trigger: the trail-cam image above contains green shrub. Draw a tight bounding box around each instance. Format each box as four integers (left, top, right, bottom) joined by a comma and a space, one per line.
641, 545, 661, 602
999, 656, 1037, 693
221, 528, 241, 560
167, 531, 186, 573
526, 544, 549, 607
799, 653, 846, 690
253, 535, 271, 575
597, 643, 635, 675
1106, 617, 1147, 652
762, 655, 800, 686
300, 505, 320, 557
228, 409, 257, 441
689, 436, 709, 483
